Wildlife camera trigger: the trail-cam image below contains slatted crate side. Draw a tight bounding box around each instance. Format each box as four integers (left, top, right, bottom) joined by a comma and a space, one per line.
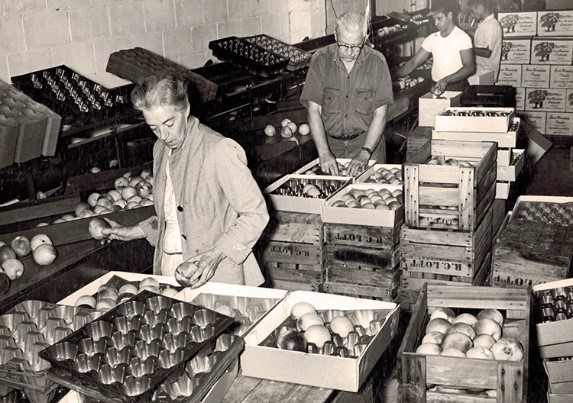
261, 211, 323, 245
324, 244, 401, 272
271, 279, 322, 292
322, 281, 398, 302
261, 241, 323, 265
325, 261, 401, 288
398, 284, 530, 402
323, 221, 401, 250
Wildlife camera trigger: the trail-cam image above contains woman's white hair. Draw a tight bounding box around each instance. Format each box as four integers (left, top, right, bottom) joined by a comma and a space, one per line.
336, 12, 368, 37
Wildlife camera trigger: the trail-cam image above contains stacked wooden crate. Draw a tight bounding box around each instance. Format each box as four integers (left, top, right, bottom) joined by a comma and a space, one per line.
398, 138, 498, 310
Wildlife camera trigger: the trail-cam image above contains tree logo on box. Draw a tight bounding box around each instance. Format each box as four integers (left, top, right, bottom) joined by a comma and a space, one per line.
500, 15, 519, 33
528, 89, 548, 109
534, 42, 555, 62
501, 42, 513, 60
540, 13, 560, 32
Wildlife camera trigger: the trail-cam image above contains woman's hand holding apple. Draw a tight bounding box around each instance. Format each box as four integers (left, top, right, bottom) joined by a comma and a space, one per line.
99, 219, 146, 242
175, 248, 225, 289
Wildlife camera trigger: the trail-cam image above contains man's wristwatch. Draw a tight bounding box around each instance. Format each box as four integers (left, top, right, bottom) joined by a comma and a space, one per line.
361, 146, 373, 157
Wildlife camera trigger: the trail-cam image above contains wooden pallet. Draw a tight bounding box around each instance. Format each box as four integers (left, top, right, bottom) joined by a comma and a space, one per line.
398, 284, 531, 402
323, 222, 401, 250
404, 140, 497, 230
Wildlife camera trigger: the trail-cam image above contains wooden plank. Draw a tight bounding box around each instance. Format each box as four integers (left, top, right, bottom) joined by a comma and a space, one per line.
426, 283, 528, 311
325, 245, 400, 272
459, 167, 474, 231
405, 165, 420, 228
271, 279, 321, 292
261, 241, 323, 265
264, 261, 322, 272
322, 281, 396, 300
323, 222, 401, 249
426, 391, 494, 402
425, 355, 499, 389
325, 264, 401, 287
262, 211, 322, 244
266, 267, 322, 283
498, 364, 525, 403
0, 196, 81, 227
401, 226, 475, 247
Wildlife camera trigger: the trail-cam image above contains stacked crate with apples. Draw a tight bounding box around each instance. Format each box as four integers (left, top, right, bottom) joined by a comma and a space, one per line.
320, 164, 405, 301
398, 139, 498, 310
398, 284, 530, 402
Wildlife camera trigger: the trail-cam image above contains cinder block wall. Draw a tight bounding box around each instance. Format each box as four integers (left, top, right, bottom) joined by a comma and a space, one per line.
0, 0, 366, 89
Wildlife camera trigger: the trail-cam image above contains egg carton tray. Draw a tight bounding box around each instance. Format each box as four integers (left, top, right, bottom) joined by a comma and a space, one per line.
0, 300, 100, 403
39, 290, 235, 403
512, 198, 573, 227
209, 36, 289, 77
243, 35, 311, 71
50, 334, 243, 403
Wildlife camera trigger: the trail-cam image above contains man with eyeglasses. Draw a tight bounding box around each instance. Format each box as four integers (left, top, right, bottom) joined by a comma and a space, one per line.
300, 12, 394, 176
396, 0, 475, 95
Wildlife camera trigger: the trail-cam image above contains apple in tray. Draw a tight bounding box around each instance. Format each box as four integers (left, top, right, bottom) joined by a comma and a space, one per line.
332, 188, 403, 210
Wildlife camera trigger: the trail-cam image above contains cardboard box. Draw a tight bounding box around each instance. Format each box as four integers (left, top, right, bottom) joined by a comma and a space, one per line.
567, 89, 573, 112
321, 183, 404, 227
498, 148, 512, 166
531, 38, 573, 65
546, 112, 573, 136
431, 116, 521, 148
501, 38, 532, 64
417, 91, 462, 127
515, 87, 526, 110
546, 0, 573, 9
499, 11, 538, 37
497, 149, 525, 181
550, 66, 573, 89
241, 290, 399, 392
497, 64, 522, 86
526, 125, 552, 164
434, 107, 515, 132
496, 181, 511, 199
537, 10, 573, 36
519, 110, 547, 134
525, 88, 567, 112
467, 70, 494, 85
522, 65, 551, 88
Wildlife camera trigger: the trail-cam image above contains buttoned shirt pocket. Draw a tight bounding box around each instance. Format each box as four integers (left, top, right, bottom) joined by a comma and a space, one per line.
323, 87, 342, 113
356, 88, 375, 115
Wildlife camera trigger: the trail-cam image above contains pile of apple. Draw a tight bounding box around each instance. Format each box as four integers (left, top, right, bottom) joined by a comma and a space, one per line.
0, 234, 58, 282
427, 156, 474, 167
415, 307, 524, 361
362, 166, 403, 185
331, 188, 402, 210
74, 277, 179, 312
47, 169, 154, 226
264, 119, 311, 139
303, 161, 355, 176
395, 75, 425, 90
376, 24, 405, 37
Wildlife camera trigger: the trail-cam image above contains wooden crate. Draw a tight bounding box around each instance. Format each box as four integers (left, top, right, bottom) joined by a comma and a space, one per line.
398, 284, 531, 402
261, 211, 322, 245
404, 140, 497, 231
323, 222, 401, 250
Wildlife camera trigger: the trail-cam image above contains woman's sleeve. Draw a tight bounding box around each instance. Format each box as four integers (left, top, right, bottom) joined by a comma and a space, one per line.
213, 139, 270, 265
139, 215, 160, 247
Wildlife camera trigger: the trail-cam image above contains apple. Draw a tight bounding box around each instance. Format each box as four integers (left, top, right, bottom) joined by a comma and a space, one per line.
109, 159, 119, 168
87, 192, 101, 207
422, 331, 446, 345
88, 217, 112, 240
277, 327, 307, 352
287, 121, 297, 134
442, 332, 473, 353
429, 307, 455, 323
136, 182, 152, 198
280, 126, 293, 138
1, 258, 24, 280
299, 123, 310, 136
441, 348, 466, 358
75, 295, 96, 308
426, 318, 451, 335
126, 201, 140, 210
123, 172, 133, 179
453, 313, 477, 327
281, 118, 291, 127
473, 334, 496, 349
466, 346, 495, 360
97, 284, 119, 302
113, 199, 127, 209
36, 222, 49, 227
127, 195, 142, 204
30, 234, 53, 251
0, 245, 17, 264
61, 214, 76, 221
114, 177, 129, 189
416, 343, 442, 355
118, 283, 138, 297
477, 309, 504, 327
33, 244, 58, 266
79, 209, 95, 218
297, 312, 324, 332
121, 186, 138, 200
263, 125, 276, 137
304, 325, 331, 348
96, 298, 117, 312
140, 169, 152, 180
446, 322, 476, 340
107, 190, 122, 202
140, 199, 154, 207
75, 202, 91, 217
491, 337, 524, 361
96, 197, 113, 210
11, 236, 31, 258
139, 277, 160, 290
36, 191, 47, 199
329, 316, 355, 338
93, 205, 109, 215
290, 302, 316, 320
473, 318, 502, 341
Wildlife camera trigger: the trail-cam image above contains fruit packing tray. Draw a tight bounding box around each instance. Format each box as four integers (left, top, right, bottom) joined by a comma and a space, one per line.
11, 65, 135, 136
243, 34, 311, 71
209, 36, 289, 77
39, 290, 235, 403
512, 196, 573, 226
0, 300, 101, 403
51, 334, 243, 403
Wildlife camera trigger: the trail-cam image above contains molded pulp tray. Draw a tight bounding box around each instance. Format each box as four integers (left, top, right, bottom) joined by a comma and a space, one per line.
39, 290, 235, 402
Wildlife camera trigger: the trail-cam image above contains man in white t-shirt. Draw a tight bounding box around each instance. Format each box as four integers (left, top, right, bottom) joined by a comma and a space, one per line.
396, 0, 475, 94
467, 0, 502, 81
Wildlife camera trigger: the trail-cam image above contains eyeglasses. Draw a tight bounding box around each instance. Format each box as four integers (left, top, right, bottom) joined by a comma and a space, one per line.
337, 40, 365, 53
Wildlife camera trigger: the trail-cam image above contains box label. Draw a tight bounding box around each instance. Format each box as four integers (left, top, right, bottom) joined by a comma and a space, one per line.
525, 88, 566, 112
497, 64, 522, 86
522, 65, 551, 88
502, 39, 532, 64
515, 87, 526, 111
546, 112, 573, 136
567, 89, 573, 112
537, 10, 573, 36
551, 66, 573, 89
531, 39, 573, 65
518, 111, 547, 133
499, 12, 538, 37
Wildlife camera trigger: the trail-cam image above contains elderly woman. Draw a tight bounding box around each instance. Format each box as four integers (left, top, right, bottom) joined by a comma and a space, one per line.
102, 74, 269, 288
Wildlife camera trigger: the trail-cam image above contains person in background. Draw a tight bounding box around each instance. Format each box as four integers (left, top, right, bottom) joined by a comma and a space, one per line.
300, 11, 394, 176
467, 0, 503, 82
102, 74, 269, 289
396, 0, 475, 94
